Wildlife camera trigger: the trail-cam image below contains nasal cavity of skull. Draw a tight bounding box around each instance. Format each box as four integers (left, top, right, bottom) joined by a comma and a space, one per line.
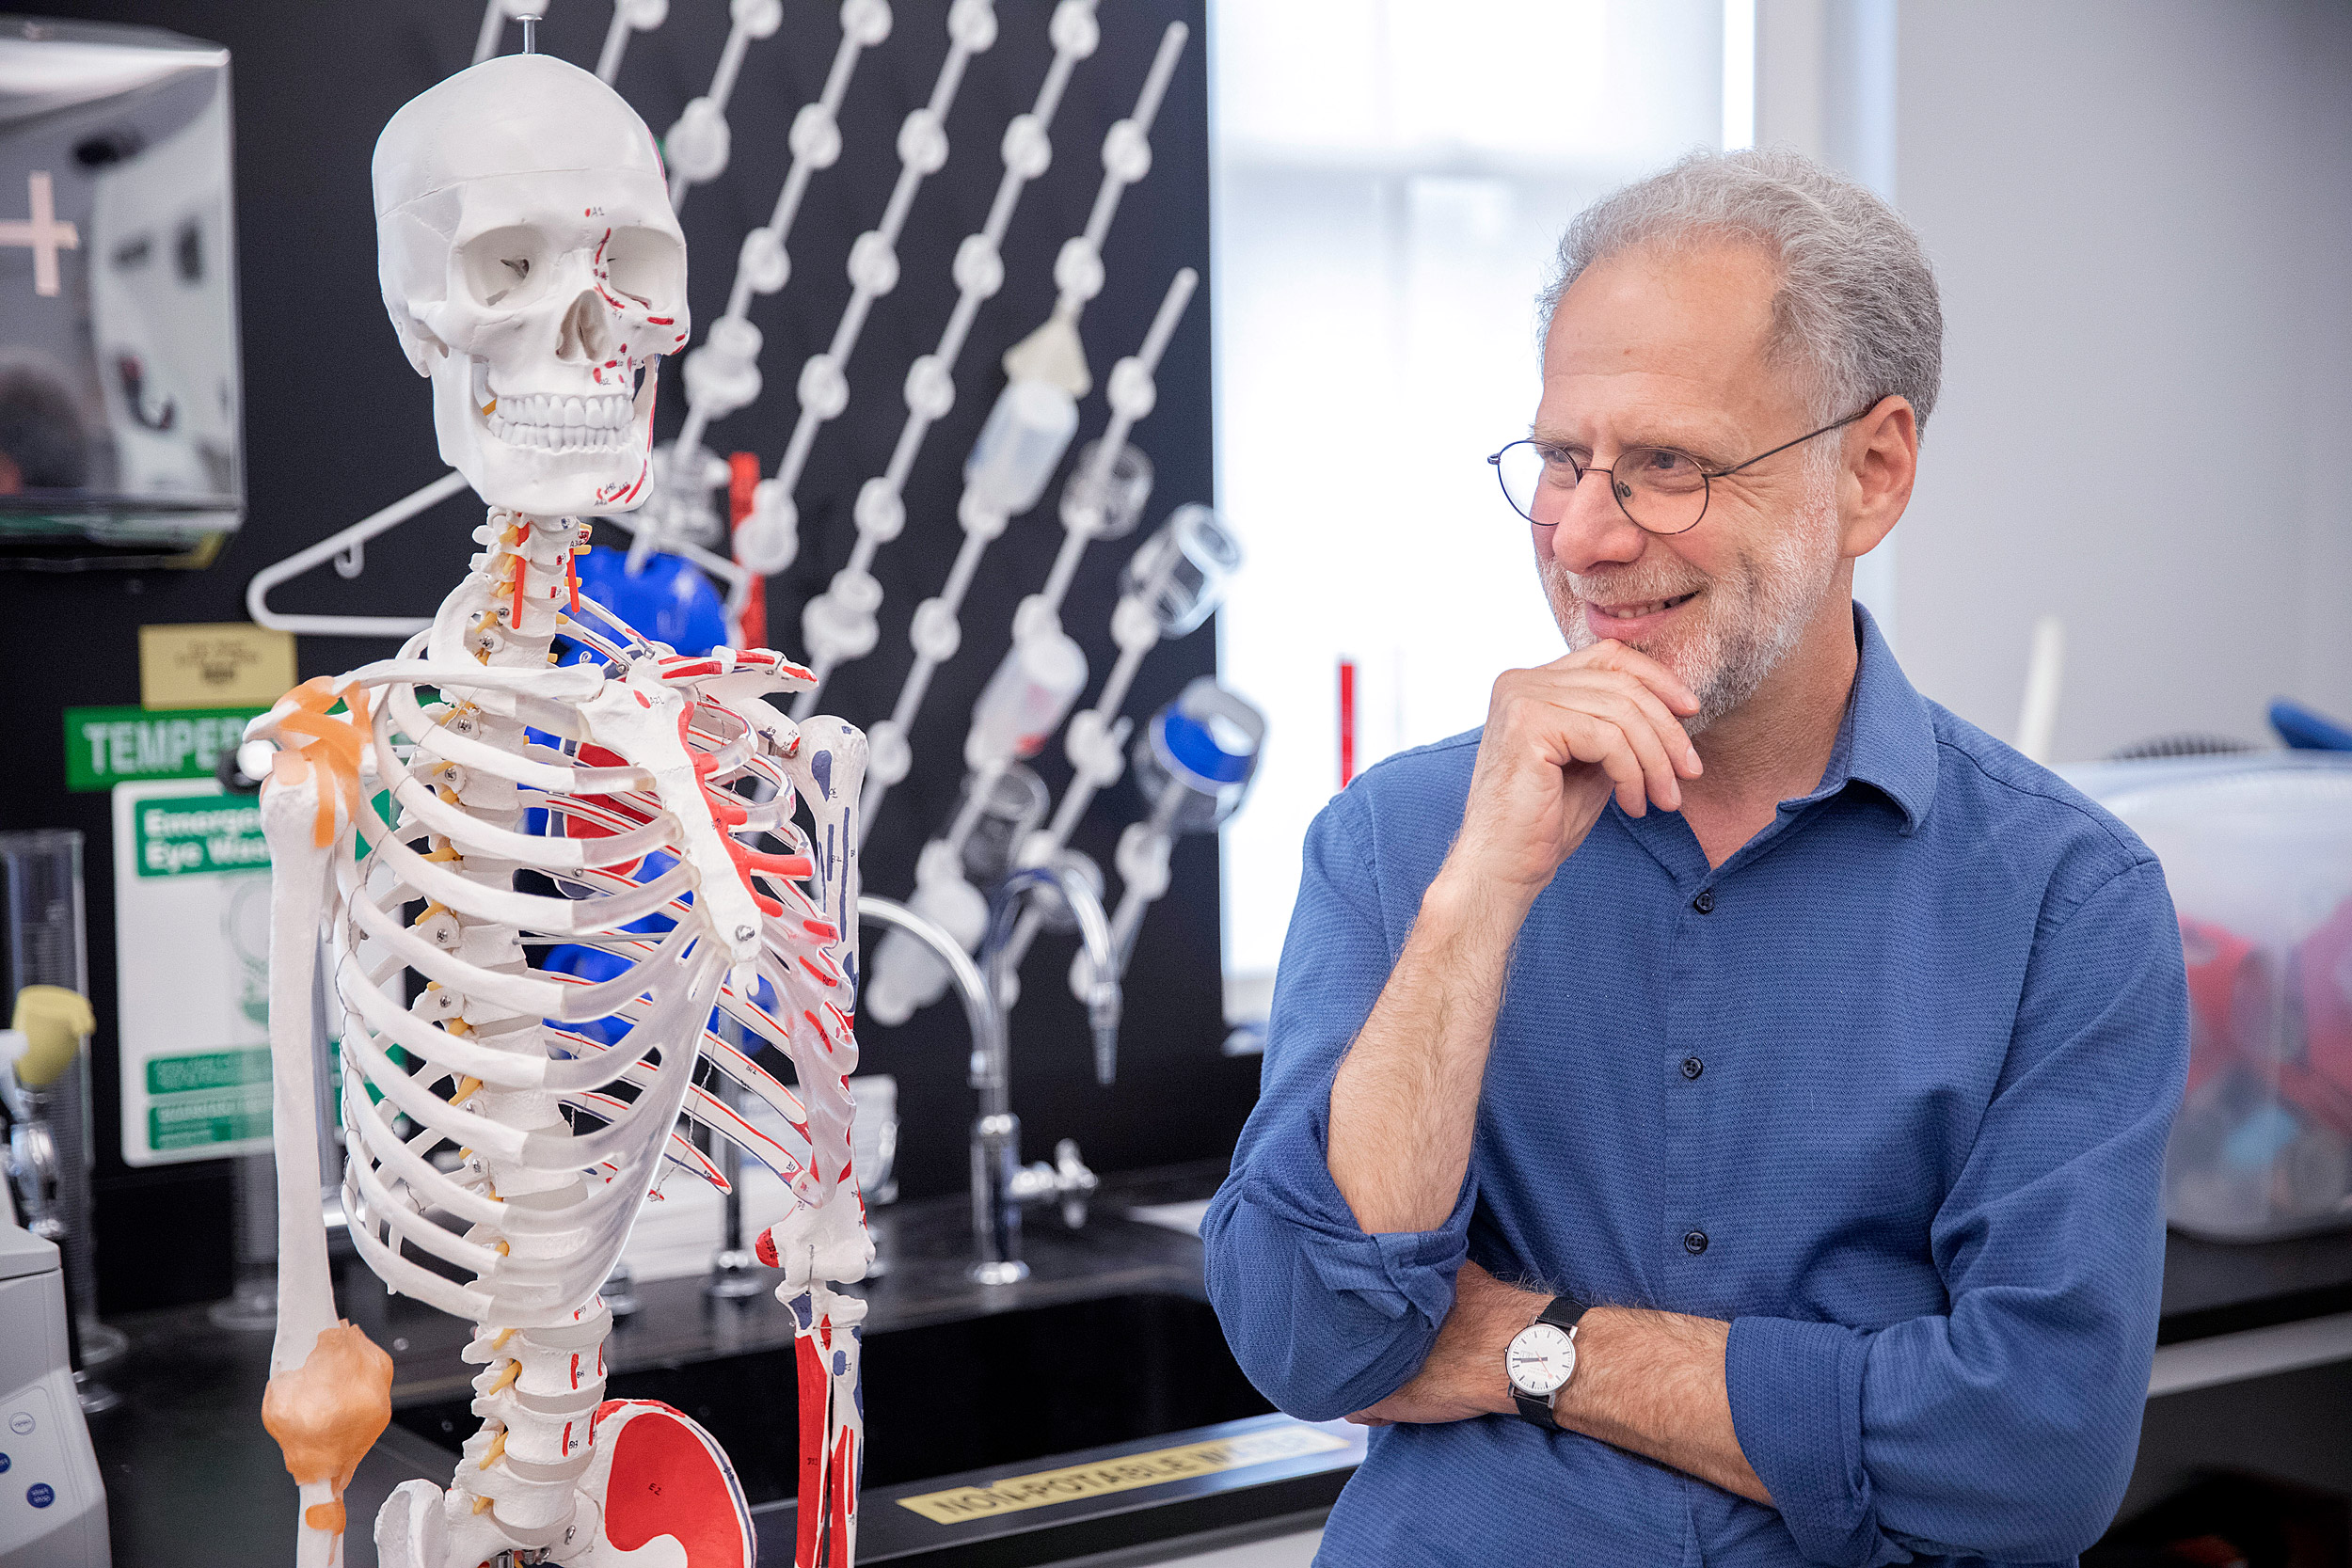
558, 291, 615, 364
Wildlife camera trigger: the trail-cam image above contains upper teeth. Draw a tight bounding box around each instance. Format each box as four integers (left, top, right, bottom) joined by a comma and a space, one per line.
1598, 594, 1692, 618
485, 392, 635, 450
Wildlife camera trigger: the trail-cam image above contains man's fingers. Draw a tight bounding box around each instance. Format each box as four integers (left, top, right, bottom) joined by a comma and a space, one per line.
1527, 660, 1702, 780
1617, 679, 1704, 780
1565, 714, 1651, 816
1565, 640, 1703, 719
1591, 690, 1682, 810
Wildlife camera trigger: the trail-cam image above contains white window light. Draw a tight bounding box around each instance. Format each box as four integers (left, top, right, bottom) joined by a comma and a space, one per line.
1209, 0, 1738, 1018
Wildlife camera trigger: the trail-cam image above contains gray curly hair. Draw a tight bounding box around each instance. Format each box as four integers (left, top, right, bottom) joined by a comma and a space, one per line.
1539, 148, 1943, 434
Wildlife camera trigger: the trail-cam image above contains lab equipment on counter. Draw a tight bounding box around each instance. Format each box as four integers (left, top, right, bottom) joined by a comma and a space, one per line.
0, 830, 120, 1414
2073, 752, 2352, 1240
0, 1202, 109, 1568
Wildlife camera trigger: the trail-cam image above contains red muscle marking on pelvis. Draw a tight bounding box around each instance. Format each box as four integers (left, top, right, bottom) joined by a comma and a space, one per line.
601, 1404, 751, 1567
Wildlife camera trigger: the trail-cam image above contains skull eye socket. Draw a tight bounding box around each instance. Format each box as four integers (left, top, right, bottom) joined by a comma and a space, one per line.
601, 227, 683, 315
459, 226, 553, 309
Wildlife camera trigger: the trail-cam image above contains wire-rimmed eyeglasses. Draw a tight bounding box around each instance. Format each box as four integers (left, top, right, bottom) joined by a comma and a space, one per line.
1487, 408, 1873, 536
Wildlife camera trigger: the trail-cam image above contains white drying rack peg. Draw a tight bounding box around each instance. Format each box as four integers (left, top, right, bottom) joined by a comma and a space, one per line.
660, 0, 791, 213
785, 0, 1105, 706
798, 13, 1187, 732
855, 264, 1197, 839
631, 0, 898, 578
596, 0, 672, 84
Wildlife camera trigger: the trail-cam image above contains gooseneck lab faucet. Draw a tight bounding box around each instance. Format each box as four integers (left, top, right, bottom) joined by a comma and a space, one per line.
860, 864, 1123, 1286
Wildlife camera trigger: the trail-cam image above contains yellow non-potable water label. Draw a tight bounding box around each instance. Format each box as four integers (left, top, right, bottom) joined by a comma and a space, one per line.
895, 1423, 1352, 1525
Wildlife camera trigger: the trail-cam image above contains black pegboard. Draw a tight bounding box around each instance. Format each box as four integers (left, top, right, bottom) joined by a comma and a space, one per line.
0, 0, 1253, 1314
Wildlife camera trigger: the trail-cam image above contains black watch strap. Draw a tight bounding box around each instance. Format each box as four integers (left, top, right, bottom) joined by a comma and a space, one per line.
1510, 1294, 1588, 1427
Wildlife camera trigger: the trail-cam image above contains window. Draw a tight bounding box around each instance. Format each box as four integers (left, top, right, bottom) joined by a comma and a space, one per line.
1210, 1, 1738, 999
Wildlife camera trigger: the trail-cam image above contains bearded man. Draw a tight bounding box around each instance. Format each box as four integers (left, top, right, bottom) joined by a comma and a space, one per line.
1202, 150, 2188, 1567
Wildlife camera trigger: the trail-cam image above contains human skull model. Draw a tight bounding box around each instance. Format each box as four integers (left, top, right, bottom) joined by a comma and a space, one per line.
373, 54, 688, 516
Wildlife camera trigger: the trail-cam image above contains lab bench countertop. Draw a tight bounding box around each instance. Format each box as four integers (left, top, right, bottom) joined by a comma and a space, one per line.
78, 1161, 2352, 1568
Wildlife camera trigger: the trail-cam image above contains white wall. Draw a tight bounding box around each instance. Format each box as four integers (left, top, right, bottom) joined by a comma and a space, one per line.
1887, 0, 2352, 760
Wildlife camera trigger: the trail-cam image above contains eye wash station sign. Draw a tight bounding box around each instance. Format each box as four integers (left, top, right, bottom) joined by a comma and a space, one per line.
111, 781, 278, 1164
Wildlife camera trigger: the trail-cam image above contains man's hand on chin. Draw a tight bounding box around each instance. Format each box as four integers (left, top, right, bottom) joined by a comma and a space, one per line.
1347, 1260, 1535, 1427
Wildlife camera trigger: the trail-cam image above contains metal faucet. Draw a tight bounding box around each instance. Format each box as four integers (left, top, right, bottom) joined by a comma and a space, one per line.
858, 863, 1123, 1287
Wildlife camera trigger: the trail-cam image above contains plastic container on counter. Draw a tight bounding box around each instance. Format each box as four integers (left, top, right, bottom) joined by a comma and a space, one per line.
2069, 752, 2352, 1241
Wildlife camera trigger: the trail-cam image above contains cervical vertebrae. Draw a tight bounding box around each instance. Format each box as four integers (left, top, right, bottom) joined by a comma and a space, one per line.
253, 507, 869, 1567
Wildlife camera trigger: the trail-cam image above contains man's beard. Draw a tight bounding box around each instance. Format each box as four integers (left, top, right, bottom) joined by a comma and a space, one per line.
1540, 465, 1843, 736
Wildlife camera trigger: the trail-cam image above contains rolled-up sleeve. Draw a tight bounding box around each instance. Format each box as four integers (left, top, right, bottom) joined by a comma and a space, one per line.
1202, 791, 1474, 1422
1727, 857, 2189, 1565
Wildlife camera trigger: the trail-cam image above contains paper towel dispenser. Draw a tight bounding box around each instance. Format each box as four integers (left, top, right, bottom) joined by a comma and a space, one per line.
0, 15, 240, 569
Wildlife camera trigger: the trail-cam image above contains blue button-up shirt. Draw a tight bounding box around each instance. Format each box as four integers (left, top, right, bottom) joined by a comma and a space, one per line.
1203, 607, 2188, 1567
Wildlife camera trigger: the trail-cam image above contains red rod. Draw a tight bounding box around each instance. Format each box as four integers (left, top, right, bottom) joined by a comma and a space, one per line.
1338, 657, 1357, 788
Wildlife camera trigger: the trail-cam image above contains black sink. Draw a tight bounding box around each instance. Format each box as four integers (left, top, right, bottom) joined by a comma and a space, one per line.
389, 1291, 1276, 1505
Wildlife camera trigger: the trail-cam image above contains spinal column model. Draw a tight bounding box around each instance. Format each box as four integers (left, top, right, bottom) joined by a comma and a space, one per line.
250, 54, 871, 1568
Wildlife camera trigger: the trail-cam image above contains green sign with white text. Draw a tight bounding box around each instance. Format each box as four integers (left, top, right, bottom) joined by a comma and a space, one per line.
64, 705, 264, 793
130, 794, 270, 877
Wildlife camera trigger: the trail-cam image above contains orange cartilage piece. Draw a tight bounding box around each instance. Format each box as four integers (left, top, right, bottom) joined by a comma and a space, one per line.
262, 679, 375, 847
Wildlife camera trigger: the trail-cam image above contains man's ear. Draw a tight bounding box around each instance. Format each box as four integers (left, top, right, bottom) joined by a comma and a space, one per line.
1840, 395, 1917, 561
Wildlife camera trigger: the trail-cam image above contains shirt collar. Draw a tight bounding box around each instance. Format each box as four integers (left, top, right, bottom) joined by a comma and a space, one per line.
1798, 601, 1937, 834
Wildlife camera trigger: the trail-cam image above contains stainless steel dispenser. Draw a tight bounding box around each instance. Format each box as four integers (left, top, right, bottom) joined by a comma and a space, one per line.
0, 16, 240, 567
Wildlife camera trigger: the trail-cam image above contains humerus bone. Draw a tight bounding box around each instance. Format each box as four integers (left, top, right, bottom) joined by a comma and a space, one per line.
253, 507, 868, 1567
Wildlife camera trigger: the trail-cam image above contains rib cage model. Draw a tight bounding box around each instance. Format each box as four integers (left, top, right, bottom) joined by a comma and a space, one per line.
251, 507, 870, 1568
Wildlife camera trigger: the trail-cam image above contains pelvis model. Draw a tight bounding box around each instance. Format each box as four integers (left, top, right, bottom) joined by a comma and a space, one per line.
249, 54, 870, 1568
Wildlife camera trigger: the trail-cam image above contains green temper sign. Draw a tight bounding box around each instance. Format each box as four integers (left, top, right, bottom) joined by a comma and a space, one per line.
64, 705, 265, 793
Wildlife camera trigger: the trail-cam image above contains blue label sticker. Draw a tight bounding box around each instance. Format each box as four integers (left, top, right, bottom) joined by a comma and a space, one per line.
27, 1482, 54, 1508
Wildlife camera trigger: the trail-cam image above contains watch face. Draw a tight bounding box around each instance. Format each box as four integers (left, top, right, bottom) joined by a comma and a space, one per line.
1507, 1323, 1576, 1397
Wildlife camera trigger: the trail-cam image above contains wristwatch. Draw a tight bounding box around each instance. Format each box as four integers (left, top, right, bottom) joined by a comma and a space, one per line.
1504, 1294, 1586, 1427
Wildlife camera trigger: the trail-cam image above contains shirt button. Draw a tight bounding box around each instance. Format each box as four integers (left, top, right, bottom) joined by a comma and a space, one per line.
1683, 1229, 1710, 1255
1681, 1056, 1705, 1080
1692, 888, 1715, 914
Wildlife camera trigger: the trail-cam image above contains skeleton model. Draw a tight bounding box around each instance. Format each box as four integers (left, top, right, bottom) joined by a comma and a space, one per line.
250, 54, 870, 1568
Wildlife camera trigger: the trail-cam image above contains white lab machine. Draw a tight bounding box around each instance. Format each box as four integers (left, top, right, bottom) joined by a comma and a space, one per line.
0, 1199, 109, 1568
